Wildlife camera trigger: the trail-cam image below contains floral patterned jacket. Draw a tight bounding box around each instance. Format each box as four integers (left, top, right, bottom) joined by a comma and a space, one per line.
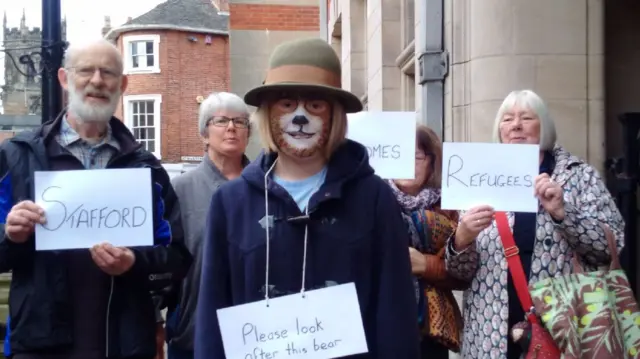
445, 145, 625, 359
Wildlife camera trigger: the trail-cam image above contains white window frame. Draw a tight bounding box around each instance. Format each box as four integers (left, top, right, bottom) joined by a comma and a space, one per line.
123, 94, 163, 159
122, 34, 161, 74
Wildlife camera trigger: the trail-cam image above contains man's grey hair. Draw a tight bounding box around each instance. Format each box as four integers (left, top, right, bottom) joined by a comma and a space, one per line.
198, 92, 251, 137
62, 38, 123, 74
491, 89, 557, 151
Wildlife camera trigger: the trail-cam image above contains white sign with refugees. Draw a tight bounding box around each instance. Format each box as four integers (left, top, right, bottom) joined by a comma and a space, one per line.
34, 168, 154, 251
217, 283, 369, 359
347, 111, 416, 179
441, 142, 540, 213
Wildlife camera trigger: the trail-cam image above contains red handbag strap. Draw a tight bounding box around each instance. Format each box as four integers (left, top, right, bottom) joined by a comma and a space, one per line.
494, 211, 539, 324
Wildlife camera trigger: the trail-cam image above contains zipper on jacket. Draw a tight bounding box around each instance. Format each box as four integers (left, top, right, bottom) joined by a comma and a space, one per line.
105, 276, 115, 357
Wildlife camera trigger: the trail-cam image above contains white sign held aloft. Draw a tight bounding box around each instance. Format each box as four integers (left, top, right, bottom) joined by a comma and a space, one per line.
217, 283, 369, 359
347, 111, 416, 179
441, 142, 540, 213
34, 168, 154, 251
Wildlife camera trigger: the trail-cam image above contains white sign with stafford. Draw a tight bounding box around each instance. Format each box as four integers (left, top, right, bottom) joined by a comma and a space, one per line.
34, 168, 154, 250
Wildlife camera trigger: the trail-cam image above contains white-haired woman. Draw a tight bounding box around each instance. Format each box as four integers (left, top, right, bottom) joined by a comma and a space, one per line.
445, 89, 625, 359
165, 92, 251, 359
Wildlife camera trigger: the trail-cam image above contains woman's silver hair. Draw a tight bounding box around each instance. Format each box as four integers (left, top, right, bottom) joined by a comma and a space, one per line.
491, 89, 557, 151
198, 92, 251, 137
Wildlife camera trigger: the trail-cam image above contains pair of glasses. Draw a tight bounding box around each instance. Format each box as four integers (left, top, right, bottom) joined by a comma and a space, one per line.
210, 116, 250, 129
269, 91, 329, 102
70, 67, 119, 80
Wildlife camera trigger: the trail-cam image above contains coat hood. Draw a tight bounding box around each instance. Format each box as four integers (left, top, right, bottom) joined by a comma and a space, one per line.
241, 139, 374, 192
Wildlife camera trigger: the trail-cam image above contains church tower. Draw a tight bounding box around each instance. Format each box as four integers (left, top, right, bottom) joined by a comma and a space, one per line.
1, 9, 67, 115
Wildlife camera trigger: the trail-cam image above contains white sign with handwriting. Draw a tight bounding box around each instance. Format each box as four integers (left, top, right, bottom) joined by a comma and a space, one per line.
217, 283, 368, 359
441, 142, 540, 212
347, 111, 416, 179
34, 168, 154, 251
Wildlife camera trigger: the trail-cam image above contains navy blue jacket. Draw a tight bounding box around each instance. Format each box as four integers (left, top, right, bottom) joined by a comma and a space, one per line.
0, 114, 192, 357
194, 140, 420, 358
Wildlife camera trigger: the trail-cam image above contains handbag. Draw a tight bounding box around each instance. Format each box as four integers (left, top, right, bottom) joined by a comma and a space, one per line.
421, 274, 464, 352
528, 224, 640, 358
495, 211, 561, 359
414, 210, 464, 352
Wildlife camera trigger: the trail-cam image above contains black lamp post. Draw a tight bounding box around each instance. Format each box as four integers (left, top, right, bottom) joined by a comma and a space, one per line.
40, 0, 64, 124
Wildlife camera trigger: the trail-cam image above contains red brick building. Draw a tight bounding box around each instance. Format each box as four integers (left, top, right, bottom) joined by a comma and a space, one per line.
105, 0, 230, 164
225, 0, 320, 158
105, 0, 321, 166
228, 2, 319, 32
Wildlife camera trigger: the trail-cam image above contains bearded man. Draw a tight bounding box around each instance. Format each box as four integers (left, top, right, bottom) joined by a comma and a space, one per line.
194, 38, 419, 358
0, 39, 191, 359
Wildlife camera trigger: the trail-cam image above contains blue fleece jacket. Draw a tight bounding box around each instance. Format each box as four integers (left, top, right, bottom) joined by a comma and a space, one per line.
194, 140, 420, 359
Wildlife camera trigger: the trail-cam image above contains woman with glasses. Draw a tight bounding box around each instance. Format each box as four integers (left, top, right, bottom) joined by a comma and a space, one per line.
163, 92, 252, 359
446, 90, 624, 359
388, 125, 466, 358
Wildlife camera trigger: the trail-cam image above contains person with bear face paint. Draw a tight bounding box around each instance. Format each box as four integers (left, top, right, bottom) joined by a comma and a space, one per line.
194, 38, 420, 359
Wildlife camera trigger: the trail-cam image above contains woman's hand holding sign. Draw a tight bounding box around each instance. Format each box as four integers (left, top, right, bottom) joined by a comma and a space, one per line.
454, 205, 495, 251
534, 173, 565, 221
5, 200, 46, 243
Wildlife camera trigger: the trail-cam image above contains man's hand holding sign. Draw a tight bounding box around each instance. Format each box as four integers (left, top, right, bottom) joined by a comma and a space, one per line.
89, 243, 136, 275
4, 199, 137, 275
5, 200, 46, 243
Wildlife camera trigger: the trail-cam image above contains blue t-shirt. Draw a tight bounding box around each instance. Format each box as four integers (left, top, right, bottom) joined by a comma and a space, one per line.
273, 167, 328, 211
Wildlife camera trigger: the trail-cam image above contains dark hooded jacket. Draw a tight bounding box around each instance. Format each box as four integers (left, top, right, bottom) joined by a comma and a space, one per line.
0, 114, 192, 358
194, 140, 420, 358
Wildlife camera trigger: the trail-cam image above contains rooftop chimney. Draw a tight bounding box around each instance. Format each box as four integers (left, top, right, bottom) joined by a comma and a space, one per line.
101, 15, 112, 37
212, 0, 229, 13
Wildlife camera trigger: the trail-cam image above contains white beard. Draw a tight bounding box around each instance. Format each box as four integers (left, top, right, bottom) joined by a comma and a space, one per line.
278, 105, 324, 150
67, 80, 120, 123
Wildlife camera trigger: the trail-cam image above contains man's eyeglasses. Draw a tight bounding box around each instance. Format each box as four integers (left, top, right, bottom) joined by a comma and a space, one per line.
210, 116, 250, 129
70, 66, 120, 80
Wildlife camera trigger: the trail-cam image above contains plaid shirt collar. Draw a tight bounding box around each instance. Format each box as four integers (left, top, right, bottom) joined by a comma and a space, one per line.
58, 115, 120, 151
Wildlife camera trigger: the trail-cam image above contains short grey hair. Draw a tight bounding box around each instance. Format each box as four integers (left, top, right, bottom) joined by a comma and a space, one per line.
62, 38, 123, 73
491, 89, 557, 151
198, 92, 251, 137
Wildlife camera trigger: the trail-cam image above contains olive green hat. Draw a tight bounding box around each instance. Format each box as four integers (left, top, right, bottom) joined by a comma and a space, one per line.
244, 38, 363, 113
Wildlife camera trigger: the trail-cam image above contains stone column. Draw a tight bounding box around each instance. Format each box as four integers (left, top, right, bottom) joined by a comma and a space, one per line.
448, 0, 605, 170
366, 0, 402, 110
340, 0, 367, 98
586, 0, 605, 173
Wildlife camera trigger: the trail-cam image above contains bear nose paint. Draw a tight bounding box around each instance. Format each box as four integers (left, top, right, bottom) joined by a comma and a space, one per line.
292, 115, 309, 126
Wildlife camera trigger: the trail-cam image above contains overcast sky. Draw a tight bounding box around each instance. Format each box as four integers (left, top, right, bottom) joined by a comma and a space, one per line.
3, 0, 165, 42
0, 0, 165, 109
